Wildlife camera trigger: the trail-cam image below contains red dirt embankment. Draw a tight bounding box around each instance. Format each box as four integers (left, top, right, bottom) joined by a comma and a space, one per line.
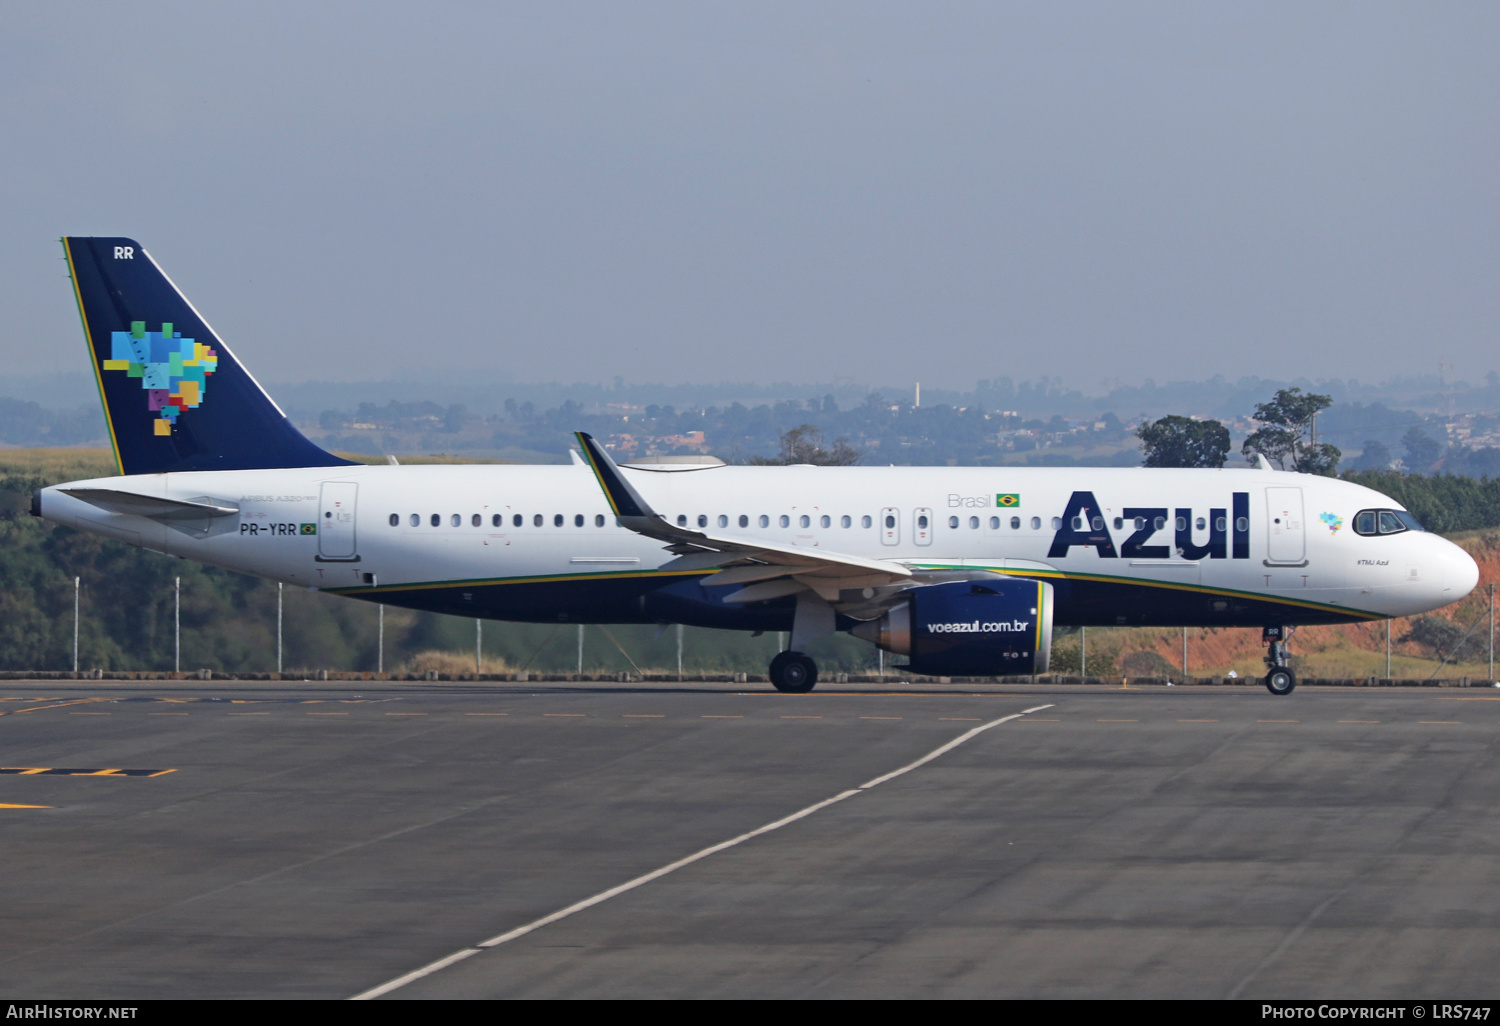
1073, 531, 1500, 680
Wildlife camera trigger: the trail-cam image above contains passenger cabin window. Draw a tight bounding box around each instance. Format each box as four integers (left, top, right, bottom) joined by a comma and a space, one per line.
990, 516, 1000, 529
820, 515, 831, 528
676, 515, 687, 527
862, 515, 873, 528
431, 514, 441, 527
719, 515, 728, 528
799, 515, 810, 528
533, 514, 543, 527
1050, 517, 1061, 530
884, 514, 895, 529
698, 515, 708, 528
917, 514, 929, 529
948, 516, 959, 529
389, 513, 399, 526
492, 514, 502, 527
513, 514, 523, 527
739, 515, 749, 528
759, 515, 770, 528
410, 514, 420, 527
1010, 516, 1020, 530
1031, 517, 1041, 530
554, 514, 564, 527
780, 515, 790, 528
595, 514, 605, 527
575, 514, 584, 527
841, 515, 852, 528
969, 516, 979, 529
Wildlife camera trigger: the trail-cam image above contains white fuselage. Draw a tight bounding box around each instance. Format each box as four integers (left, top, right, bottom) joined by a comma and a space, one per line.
39, 462, 1478, 626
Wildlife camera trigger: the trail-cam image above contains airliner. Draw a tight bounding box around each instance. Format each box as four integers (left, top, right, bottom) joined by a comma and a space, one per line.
34, 238, 1480, 694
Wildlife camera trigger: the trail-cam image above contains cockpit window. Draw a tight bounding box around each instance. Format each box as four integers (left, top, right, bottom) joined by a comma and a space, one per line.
1353, 508, 1424, 536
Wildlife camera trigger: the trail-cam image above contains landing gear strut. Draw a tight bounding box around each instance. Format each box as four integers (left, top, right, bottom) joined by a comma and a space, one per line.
769, 651, 818, 693
1263, 626, 1296, 696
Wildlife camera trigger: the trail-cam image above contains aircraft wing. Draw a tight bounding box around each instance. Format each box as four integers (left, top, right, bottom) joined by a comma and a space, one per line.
574, 432, 911, 602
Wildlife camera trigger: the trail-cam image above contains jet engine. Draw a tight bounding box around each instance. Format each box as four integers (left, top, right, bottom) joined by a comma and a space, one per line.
851, 579, 1054, 677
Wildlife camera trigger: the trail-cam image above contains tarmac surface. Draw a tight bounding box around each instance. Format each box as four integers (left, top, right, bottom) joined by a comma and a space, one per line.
0, 679, 1496, 999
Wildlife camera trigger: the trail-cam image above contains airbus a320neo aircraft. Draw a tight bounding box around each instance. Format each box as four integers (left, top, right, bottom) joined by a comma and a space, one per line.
36, 238, 1480, 694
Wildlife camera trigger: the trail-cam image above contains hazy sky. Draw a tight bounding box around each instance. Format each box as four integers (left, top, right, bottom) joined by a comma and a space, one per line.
3, 2, 1496, 392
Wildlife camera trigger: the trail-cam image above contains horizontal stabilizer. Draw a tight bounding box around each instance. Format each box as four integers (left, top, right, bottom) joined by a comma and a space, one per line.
62, 488, 239, 521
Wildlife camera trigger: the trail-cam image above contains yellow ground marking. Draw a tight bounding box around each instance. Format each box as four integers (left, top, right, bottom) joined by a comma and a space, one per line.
781, 715, 823, 719
1339, 720, 1380, 723
0, 804, 51, 809
702, 715, 742, 718
544, 713, 585, 718
0, 698, 111, 717
1178, 719, 1219, 723
940, 717, 982, 721
1420, 721, 1461, 724
860, 716, 902, 720
78, 769, 126, 776
464, 712, 507, 716
623, 714, 664, 718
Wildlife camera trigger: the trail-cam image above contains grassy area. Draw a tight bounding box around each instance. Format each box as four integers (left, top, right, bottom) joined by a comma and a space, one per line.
0, 447, 116, 483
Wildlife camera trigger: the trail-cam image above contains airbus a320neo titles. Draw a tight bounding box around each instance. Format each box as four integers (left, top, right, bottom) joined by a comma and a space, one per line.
35, 238, 1480, 694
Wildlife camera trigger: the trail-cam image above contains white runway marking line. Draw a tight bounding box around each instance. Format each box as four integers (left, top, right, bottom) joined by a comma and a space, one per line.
349, 702, 1055, 1001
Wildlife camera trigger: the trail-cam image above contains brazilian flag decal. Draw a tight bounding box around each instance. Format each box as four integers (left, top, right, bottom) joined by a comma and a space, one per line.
299, 523, 317, 535
997, 493, 1020, 507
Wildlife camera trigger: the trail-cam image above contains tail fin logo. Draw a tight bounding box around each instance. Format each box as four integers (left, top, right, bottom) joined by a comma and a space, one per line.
101, 321, 219, 436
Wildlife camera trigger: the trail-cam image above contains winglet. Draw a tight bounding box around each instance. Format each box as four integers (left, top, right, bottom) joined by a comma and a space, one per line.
574, 432, 656, 520
1255, 453, 1273, 471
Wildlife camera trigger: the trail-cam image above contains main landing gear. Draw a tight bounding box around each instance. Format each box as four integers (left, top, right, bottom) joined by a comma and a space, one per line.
769, 651, 818, 694
1263, 626, 1296, 696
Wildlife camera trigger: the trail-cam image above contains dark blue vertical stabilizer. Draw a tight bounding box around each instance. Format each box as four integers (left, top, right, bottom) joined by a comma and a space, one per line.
62, 237, 355, 475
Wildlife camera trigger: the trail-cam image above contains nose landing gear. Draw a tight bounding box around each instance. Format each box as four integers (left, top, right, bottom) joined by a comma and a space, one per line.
769, 651, 818, 693
1263, 626, 1296, 695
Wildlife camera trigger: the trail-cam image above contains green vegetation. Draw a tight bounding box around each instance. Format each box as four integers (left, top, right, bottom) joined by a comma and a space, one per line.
1339, 470, 1500, 534
1242, 388, 1340, 474
1134, 415, 1230, 468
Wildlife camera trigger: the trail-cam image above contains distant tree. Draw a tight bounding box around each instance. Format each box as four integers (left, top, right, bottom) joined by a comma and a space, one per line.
1135, 415, 1230, 468
1242, 388, 1340, 475
1402, 426, 1443, 473
750, 424, 861, 466
1399, 614, 1482, 661
1352, 439, 1392, 471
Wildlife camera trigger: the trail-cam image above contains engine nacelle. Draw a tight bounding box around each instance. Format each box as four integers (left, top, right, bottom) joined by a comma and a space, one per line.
850, 579, 1054, 677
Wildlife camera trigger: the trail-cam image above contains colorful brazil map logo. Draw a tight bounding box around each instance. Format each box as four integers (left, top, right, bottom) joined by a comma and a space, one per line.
103, 321, 218, 436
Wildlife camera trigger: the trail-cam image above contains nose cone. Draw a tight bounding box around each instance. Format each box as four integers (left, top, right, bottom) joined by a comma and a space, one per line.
1440, 540, 1481, 601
